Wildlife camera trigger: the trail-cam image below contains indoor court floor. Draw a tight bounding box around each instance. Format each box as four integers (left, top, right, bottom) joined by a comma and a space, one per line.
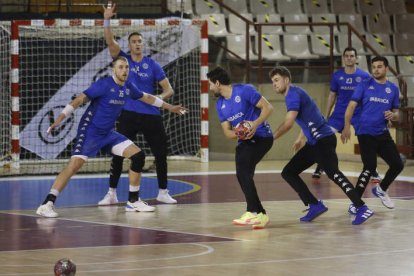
1, 160, 414, 275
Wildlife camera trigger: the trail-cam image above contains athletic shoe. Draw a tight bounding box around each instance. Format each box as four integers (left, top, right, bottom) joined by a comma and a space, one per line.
125, 200, 155, 212
36, 201, 58, 218
352, 205, 374, 225
348, 203, 357, 215
372, 185, 395, 209
300, 200, 328, 222
370, 175, 381, 184
312, 169, 322, 179
98, 192, 118, 206
252, 213, 270, 230
156, 189, 177, 204
232, 212, 258, 225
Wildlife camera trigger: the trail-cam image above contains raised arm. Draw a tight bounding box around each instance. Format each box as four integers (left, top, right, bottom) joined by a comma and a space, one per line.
103, 2, 121, 58
47, 93, 89, 134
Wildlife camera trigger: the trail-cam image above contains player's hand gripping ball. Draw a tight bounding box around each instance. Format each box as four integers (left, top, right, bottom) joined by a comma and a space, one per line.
234, 121, 252, 140
54, 258, 76, 276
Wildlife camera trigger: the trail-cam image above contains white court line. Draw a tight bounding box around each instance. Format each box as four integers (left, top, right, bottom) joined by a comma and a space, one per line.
1, 169, 414, 182
3, 246, 414, 275
0, 243, 214, 268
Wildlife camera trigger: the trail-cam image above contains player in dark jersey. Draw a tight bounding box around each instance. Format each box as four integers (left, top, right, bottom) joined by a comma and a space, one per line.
270, 66, 373, 225
312, 47, 381, 184
207, 67, 274, 229
98, 3, 177, 206
342, 56, 404, 212
36, 57, 186, 218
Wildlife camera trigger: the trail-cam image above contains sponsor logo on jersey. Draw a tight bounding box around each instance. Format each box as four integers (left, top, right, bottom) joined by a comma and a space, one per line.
227, 112, 244, 122
369, 97, 389, 104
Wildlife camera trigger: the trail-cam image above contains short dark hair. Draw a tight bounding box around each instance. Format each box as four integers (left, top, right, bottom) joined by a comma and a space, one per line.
343, 47, 357, 57
269, 66, 292, 81
128, 32, 143, 42
206, 66, 231, 85
112, 56, 128, 66
371, 56, 389, 67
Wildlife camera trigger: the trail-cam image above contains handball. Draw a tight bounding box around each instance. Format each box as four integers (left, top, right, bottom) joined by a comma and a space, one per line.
234, 121, 252, 140
54, 258, 76, 276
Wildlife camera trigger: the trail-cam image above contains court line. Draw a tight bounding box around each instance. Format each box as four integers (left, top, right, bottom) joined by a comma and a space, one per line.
3, 246, 413, 275
2, 169, 414, 182
0, 243, 214, 268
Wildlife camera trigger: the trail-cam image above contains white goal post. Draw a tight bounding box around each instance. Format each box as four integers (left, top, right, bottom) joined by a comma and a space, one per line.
0, 18, 209, 176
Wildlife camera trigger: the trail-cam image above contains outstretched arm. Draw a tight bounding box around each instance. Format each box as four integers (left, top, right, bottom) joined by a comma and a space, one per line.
47, 93, 89, 134
273, 111, 298, 140
103, 2, 121, 58
140, 92, 187, 115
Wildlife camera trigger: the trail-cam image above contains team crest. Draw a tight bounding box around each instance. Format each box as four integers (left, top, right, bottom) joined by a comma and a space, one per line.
143, 63, 149, 69
356, 77, 362, 82
385, 87, 391, 94
235, 96, 241, 103
126, 88, 130, 95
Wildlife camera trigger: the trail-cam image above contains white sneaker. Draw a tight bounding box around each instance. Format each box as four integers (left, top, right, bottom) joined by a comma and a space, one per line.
372, 185, 395, 209
156, 189, 177, 204
98, 192, 118, 206
125, 200, 155, 212
36, 201, 58, 218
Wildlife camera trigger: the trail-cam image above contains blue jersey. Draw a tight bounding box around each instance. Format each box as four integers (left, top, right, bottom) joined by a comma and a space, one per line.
81, 77, 144, 134
328, 68, 370, 131
120, 51, 166, 115
285, 85, 334, 145
351, 77, 400, 136
216, 84, 272, 139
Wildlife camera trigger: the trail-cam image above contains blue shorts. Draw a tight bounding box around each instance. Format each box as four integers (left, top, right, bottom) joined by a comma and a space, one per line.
72, 128, 128, 157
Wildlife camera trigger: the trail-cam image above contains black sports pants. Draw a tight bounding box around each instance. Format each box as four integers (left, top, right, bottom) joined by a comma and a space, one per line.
355, 132, 404, 196
109, 110, 168, 189
235, 137, 273, 214
281, 134, 365, 207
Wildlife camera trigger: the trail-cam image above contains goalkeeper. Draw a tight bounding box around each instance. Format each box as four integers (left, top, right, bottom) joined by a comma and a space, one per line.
98, 3, 177, 206
206, 67, 274, 230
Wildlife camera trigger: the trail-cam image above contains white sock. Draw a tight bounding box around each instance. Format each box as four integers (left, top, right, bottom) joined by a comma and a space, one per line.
109, 188, 116, 194
129, 185, 139, 192
50, 188, 60, 197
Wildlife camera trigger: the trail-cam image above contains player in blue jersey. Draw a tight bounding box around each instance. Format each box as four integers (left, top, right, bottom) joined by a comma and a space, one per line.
312, 47, 381, 184
270, 66, 373, 225
207, 67, 274, 229
98, 4, 178, 206
36, 57, 186, 218
342, 56, 404, 211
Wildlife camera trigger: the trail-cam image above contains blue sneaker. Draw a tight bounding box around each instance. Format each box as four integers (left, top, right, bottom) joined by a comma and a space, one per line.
300, 200, 328, 222
352, 205, 374, 225
348, 203, 357, 215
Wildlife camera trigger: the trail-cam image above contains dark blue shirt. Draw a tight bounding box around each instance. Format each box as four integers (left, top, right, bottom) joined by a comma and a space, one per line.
285, 85, 334, 145
351, 77, 400, 136
216, 84, 272, 139
82, 77, 144, 134
119, 51, 166, 115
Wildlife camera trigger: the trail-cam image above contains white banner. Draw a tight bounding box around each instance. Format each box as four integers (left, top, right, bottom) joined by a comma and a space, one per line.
20, 24, 199, 159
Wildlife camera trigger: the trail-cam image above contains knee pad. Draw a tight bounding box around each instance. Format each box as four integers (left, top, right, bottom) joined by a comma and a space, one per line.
130, 151, 145, 173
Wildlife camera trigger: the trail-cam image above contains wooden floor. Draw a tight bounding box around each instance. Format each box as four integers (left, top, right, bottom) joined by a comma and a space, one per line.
1, 160, 414, 276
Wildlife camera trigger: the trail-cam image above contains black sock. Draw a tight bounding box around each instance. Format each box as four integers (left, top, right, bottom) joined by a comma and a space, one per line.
128, 191, 139, 203
42, 194, 57, 205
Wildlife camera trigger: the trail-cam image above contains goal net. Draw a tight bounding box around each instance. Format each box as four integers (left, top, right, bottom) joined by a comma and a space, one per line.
1, 18, 208, 176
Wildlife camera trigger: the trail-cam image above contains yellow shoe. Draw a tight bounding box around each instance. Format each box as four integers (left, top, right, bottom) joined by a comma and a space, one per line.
232, 212, 258, 225
252, 213, 269, 229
